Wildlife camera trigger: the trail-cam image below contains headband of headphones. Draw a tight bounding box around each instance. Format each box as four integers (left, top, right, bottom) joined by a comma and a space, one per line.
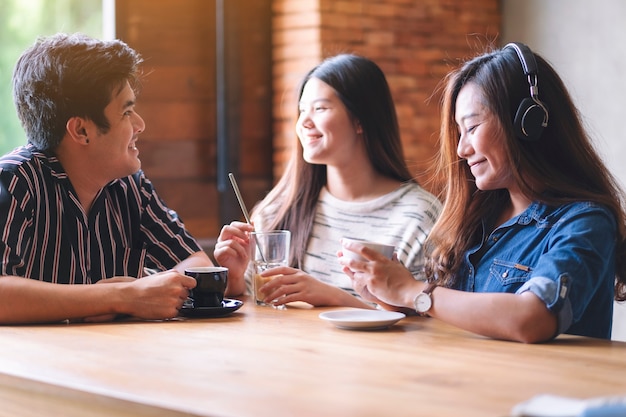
503, 42, 549, 141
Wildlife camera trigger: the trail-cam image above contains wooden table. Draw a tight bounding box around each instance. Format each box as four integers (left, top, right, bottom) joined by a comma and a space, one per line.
0, 297, 625, 417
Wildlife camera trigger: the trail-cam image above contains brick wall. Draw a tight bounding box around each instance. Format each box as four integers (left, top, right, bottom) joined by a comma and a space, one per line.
115, 0, 500, 242
117, 0, 273, 240
272, 0, 500, 193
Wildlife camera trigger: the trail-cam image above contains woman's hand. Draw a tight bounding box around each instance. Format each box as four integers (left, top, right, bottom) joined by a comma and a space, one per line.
213, 221, 255, 294
338, 239, 421, 309
257, 266, 373, 308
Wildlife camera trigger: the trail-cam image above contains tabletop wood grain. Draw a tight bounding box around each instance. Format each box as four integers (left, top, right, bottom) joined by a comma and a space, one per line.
0, 297, 625, 417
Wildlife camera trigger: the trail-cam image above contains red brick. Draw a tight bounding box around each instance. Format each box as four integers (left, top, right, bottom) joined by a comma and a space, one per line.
272, 0, 501, 191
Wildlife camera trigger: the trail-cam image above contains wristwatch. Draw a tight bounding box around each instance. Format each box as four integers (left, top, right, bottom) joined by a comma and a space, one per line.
414, 281, 438, 316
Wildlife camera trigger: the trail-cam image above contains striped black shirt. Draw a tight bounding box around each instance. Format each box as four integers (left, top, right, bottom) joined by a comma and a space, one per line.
0, 145, 202, 284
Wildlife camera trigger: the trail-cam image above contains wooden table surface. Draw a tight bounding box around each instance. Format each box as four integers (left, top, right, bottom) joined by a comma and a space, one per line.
0, 297, 625, 417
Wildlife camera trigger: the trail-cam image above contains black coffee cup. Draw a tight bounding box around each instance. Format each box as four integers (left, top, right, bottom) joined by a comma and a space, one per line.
184, 266, 228, 308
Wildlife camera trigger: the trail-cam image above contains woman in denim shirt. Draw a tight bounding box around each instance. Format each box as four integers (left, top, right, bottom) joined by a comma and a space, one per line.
340, 42, 626, 343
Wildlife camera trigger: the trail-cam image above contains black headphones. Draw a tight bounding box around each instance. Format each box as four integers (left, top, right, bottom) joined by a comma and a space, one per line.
504, 42, 549, 141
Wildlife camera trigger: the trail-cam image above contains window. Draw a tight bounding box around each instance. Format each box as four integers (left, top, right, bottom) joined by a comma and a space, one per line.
0, 0, 104, 155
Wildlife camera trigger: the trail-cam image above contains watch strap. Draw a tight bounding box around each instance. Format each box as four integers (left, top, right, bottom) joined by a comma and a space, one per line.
422, 281, 438, 295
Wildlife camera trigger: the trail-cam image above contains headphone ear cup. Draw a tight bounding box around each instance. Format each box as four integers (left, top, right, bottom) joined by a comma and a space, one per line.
514, 97, 547, 141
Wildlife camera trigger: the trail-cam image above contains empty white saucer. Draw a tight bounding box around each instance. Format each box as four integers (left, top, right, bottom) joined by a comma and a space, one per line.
319, 309, 405, 330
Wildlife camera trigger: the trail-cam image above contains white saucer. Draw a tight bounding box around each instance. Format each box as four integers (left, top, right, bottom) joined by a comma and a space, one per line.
319, 309, 406, 330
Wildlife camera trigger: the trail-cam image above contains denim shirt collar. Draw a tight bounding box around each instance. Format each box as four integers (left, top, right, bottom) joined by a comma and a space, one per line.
515, 201, 546, 226
472, 201, 546, 256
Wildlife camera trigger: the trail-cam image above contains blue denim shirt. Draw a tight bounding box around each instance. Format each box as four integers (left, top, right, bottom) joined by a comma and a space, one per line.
455, 201, 616, 339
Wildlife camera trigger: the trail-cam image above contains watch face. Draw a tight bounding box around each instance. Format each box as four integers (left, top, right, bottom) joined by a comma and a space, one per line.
415, 293, 432, 313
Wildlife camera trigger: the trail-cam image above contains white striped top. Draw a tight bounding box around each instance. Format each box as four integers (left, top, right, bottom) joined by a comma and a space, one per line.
247, 182, 442, 298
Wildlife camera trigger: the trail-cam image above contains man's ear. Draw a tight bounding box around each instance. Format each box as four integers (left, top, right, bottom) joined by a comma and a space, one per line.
66, 117, 90, 144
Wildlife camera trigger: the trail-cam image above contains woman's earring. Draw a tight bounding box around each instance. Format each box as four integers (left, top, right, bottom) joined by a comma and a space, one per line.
85, 138, 90, 144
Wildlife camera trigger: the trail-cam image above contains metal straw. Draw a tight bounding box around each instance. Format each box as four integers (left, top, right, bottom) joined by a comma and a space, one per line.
228, 173, 266, 263
228, 172, 252, 224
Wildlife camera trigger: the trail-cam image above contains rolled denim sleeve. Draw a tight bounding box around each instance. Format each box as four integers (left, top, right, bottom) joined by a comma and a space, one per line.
516, 274, 573, 336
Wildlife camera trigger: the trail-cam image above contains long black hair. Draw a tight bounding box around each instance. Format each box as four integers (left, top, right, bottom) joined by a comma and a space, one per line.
252, 54, 414, 267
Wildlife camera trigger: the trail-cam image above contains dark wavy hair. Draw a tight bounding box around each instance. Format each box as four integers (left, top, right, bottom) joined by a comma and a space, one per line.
12, 33, 143, 151
252, 54, 414, 267
425, 44, 626, 301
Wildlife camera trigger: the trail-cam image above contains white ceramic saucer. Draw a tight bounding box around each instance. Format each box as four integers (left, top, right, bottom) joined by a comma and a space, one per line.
319, 309, 405, 330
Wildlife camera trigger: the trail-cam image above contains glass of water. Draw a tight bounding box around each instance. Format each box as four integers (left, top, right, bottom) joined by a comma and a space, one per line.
250, 230, 291, 307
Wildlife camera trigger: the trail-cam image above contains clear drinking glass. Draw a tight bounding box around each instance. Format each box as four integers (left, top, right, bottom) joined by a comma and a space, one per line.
250, 230, 291, 307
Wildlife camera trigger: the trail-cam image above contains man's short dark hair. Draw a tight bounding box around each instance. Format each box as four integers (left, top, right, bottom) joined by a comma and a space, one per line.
12, 33, 143, 151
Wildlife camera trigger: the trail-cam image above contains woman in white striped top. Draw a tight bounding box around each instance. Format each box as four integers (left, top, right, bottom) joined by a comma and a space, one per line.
215, 54, 441, 308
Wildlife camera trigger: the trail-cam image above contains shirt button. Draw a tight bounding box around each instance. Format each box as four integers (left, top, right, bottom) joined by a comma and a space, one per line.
502, 271, 508, 278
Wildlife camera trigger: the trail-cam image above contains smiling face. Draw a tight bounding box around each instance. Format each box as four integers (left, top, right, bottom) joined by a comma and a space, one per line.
296, 77, 363, 166
87, 81, 145, 182
455, 82, 515, 192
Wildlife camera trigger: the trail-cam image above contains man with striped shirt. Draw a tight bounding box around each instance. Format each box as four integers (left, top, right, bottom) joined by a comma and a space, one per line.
0, 33, 214, 324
